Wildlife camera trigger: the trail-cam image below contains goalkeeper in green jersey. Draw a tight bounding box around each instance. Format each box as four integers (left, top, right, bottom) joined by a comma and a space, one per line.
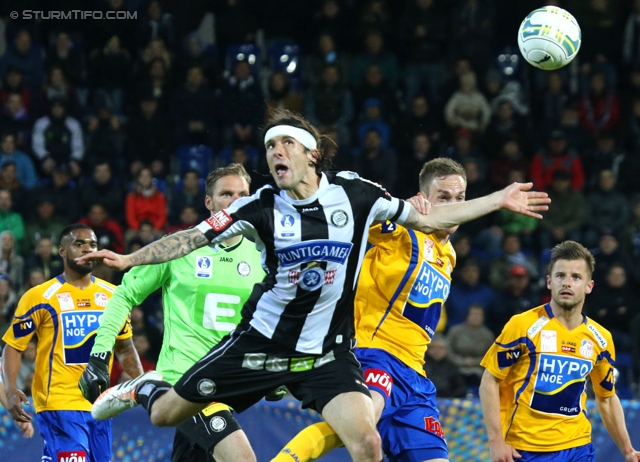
79, 164, 267, 462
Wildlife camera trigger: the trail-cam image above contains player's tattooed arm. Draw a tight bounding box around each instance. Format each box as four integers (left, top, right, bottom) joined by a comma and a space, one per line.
114, 337, 144, 378
129, 228, 209, 266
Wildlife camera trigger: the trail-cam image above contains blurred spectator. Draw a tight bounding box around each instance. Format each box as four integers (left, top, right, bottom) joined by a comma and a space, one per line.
444, 72, 491, 135
587, 264, 638, 353
129, 305, 162, 362
171, 64, 217, 146
353, 64, 399, 127
0, 66, 33, 115
304, 33, 351, 88
0, 189, 24, 254
495, 170, 538, 250
42, 65, 80, 117
175, 35, 221, 90
169, 169, 207, 225
84, 103, 126, 172
491, 265, 542, 335
166, 205, 201, 234
0, 230, 24, 292
137, 38, 174, 80
0, 275, 18, 324
352, 128, 396, 190
135, 57, 174, 115
575, 0, 620, 65
590, 231, 633, 286
126, 93, 172, 178
213, 0, 258, 51
483, 99, 531, 159
128, 220, 162, 248
356, 97, 391, 149
0, 30, 44, 90
399, 0, 448, 106
35, 164, 81, 223
400, 95, 443, 153
488, 139, 529, 190
557, 102, 592, 153
534, 71, 570, 129
579, 71, 619, 135
305, 63, 353, 147
624, 95, 640, 155
531, 129, 585, 191
87, 35, 131, 114
424, 333, 467, 399
0, 132, 37, 189
125, 167, 167, 233
265, 71, 304, 115
622, 195, 640, 284
308, 0, 351, 51
489, 235, 538, 291
538, 169, 587, 250
351, 29, 399, 90
396, 132, 435, 199
0, 93, 32, 150
31, 100, 84, 178
16, 338, 36, 394
443, 129, 485, 172
447, 305, 495, 386
582, 130, 626, 191
44, 32, 85, 88
22, 267, 45, 295
449, 0, 495, 76
79, 203, 125, 254
0, 161, 28, 216
220, 60, 265, 146
22, 198, 65, 253
447, 258, 495, 327
622, 0, 640, 69
584, 170, 629, 247
138, 2, 175, 52
78, 161, 125, 223
23, 237, 63, 282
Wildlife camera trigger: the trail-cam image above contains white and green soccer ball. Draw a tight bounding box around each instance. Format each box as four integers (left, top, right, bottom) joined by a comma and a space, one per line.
518, 6, 581, 70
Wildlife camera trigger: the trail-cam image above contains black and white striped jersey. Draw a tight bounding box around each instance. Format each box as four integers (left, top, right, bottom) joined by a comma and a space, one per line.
196, 171, 410, 355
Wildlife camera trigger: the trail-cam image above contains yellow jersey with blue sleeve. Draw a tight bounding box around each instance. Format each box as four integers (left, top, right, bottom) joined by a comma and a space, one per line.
1, 275, 131, 413
480, 304, 616, 452
354, 222, 455, 376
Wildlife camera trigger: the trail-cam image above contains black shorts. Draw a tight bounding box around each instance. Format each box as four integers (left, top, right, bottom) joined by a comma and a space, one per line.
173, 325, 370, 414
172, 403, 242, 462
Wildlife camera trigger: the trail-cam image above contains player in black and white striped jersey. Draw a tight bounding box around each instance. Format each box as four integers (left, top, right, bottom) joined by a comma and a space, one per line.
78, 109, 550, 462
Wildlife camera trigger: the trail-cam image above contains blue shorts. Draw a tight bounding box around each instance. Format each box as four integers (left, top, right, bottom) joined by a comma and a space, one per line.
518, 443, 595, 461
355, 348, 448, 461
36, 410, 112, 462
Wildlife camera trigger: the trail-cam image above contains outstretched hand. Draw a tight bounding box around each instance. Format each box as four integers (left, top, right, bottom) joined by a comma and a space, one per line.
500, 182, 550, 219
75, 249, 130, 271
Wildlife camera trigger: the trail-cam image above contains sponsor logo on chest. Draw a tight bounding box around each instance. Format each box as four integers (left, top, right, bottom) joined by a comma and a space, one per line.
540, 330, 557, 352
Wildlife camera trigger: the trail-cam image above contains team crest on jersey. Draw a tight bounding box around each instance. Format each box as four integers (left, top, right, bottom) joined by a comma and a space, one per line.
206, 211, 232, 232
237, 261, 251, 277
330, 210, 348, 227
580, 339, 594, 358
423, 238, 435, 261
61, 311, 103, 364
94, 293, 108, 307
298, 266, 325, 291
196, 256, 212, 278
540, 330, 557, 352
281, 214, 295, 227
56, 292, 74, 311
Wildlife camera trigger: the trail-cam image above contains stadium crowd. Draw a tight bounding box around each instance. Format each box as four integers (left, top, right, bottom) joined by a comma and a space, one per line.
1, 0, 640, 399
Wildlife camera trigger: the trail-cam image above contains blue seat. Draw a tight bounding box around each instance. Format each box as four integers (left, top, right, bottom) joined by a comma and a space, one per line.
225, 43, 261, 77
176, 145, 214, 178
267, 41, 302, 89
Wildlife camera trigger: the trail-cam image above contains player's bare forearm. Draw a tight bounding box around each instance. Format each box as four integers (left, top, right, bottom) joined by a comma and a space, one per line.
596, 394, 637, 457
479, 370, 504, 444
2, 346, 22, 391
114, 338, 144, 378
129, 228, 209, 267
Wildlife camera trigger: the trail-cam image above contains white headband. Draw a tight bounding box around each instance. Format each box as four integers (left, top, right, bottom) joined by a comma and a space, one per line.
264, 125, 317, 150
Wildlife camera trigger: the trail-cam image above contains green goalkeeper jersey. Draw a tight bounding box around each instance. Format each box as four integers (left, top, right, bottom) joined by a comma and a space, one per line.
92, 236, 265, 385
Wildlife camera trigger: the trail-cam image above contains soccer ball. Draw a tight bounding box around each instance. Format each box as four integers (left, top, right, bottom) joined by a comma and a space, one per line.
517, 6, 581, 70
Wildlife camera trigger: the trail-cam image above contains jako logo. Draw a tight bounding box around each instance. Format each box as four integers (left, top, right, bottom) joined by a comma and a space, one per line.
58, 451, 87, 462
364, 368, 393, 397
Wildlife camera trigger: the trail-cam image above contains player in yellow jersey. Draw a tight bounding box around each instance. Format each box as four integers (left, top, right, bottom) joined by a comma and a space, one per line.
2, 224, 143, 462
273, 158, 478, 462
480, 240, 640, 462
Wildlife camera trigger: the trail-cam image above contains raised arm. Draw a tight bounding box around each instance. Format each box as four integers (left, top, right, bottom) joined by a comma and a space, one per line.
76, 227, 209, 271
403, 182, 549, 234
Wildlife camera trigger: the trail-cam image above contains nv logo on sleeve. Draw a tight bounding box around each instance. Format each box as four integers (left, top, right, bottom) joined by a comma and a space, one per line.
531, 354, 592, 416
13, 318, 36, 337
61, 311, 103, 364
